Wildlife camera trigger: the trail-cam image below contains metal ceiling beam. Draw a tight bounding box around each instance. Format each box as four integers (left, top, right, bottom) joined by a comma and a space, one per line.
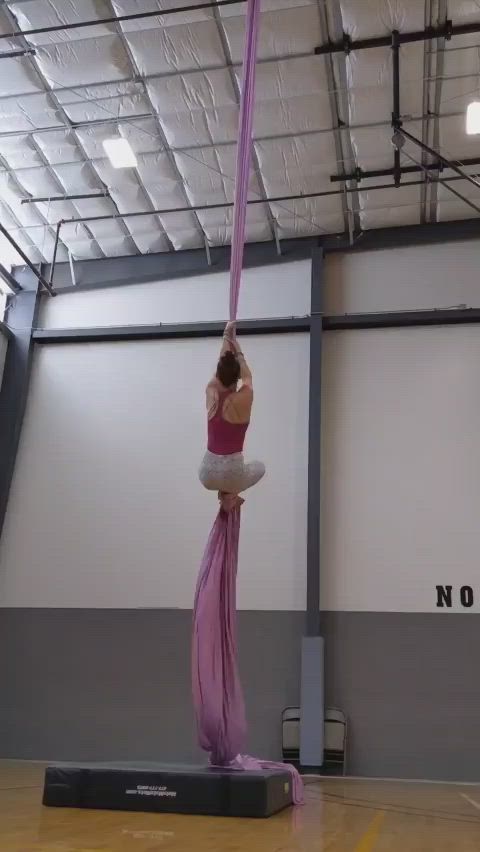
395, 127, 480, 191
6, 173, 480, 237
315, 19, 480, 54
420, 0, 436, 224
0, 0, 243, 40
31, 309, 480, 337
2, 6, 478, 53
316, 0, 360, 242
399, 145, 480, 217
0, 108, 467, 144
419, 0, 432, 223
330, 156, 480, 182
0, 262, 21, 294
425, 1, 448, 224
33, 316, 310, 344
21, 192, 110, 204
429, 174, 480, 216
324, 308, 480, 331
0, 47, 35, 58
0, 220, 54, 295
44, 183, 432, 226
391, 30, 401, 187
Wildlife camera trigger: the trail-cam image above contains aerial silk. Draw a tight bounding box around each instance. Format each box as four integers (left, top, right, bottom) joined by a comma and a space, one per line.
191, 0, 304, 807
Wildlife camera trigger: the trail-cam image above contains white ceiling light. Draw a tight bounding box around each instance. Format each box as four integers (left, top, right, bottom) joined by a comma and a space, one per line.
102, 137, 137, 168
466, 101, 480, 135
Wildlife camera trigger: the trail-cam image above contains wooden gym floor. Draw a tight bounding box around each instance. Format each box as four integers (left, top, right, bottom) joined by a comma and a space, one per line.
2, 760, 480, 851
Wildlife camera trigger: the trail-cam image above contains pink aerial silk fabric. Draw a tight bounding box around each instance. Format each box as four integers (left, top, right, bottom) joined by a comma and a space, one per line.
191, 0, 304, 807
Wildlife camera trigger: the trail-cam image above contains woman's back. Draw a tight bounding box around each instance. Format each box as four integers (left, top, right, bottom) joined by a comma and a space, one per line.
207, 388, 250, 455
199, 322, 265, 499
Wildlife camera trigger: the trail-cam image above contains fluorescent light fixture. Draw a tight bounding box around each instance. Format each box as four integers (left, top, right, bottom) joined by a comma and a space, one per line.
102, 137, 137, 168
466, 101, 480, 135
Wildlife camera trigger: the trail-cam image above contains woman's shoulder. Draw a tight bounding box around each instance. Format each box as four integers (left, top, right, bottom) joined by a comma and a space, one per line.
228, 385, 253, 409
236, 383, 253, 396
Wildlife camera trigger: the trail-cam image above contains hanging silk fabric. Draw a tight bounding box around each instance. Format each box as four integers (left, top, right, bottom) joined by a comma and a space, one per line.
191, 0, 304, 807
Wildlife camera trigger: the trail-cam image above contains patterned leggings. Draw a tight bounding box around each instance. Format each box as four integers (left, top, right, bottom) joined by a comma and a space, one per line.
199, 451, 265, 494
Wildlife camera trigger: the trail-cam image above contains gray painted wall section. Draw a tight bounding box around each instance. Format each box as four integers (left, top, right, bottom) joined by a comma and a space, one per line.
0, 608, 478, 782
0, 609, 302, 765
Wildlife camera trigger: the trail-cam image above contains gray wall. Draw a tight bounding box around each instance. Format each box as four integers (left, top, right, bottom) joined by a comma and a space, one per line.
1, 608, 479, 782
0, 609, 303, 765
0, 328, 7, 390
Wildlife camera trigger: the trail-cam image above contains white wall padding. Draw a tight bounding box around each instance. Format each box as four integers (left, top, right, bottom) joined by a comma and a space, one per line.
40, 260, 311, 330
321, 325, 480, 613
325, 241, 480, 316
0, 334, 308, 610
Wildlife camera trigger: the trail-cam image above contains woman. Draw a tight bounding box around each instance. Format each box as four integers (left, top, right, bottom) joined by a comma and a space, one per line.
199, 321, 265, 511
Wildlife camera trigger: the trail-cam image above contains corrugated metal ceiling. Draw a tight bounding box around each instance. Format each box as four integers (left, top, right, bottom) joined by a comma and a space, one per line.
0, 0, 479, 267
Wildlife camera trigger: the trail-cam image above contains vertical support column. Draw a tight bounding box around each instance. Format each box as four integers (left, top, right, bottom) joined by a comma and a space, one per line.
300, 246, 324, 771
0, 275, 40, 540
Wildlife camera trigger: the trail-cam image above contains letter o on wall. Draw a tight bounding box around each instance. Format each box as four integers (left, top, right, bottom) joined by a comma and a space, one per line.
460, 585, 474, 608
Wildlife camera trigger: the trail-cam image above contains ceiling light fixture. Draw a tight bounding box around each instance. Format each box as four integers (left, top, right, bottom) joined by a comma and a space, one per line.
466, 101, 480, 135
102, 137, 137, 168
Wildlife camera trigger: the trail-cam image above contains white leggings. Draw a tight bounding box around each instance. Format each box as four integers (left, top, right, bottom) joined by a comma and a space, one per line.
199, 451, 265, 494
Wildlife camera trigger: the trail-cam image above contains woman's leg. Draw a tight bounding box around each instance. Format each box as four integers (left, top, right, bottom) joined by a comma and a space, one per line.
199, 453, 265, 510
220, 460, 265, 495
236, 460, 266, 492
217, 461, 265, 512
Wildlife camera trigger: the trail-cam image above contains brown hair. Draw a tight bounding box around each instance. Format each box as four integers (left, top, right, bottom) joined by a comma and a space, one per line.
216, 350, 240, 388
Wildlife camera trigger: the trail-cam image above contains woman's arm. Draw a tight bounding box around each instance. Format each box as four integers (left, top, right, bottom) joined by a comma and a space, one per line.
208, 321, 236, 391
220, 320, 236, 357
206, 380, 219, 418
206, 322, 237, 414
222, 326, 253, 422
230, 338, 252, 388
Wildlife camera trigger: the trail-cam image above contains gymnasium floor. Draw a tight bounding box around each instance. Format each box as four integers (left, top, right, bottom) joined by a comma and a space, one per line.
2, 761, 480, 851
